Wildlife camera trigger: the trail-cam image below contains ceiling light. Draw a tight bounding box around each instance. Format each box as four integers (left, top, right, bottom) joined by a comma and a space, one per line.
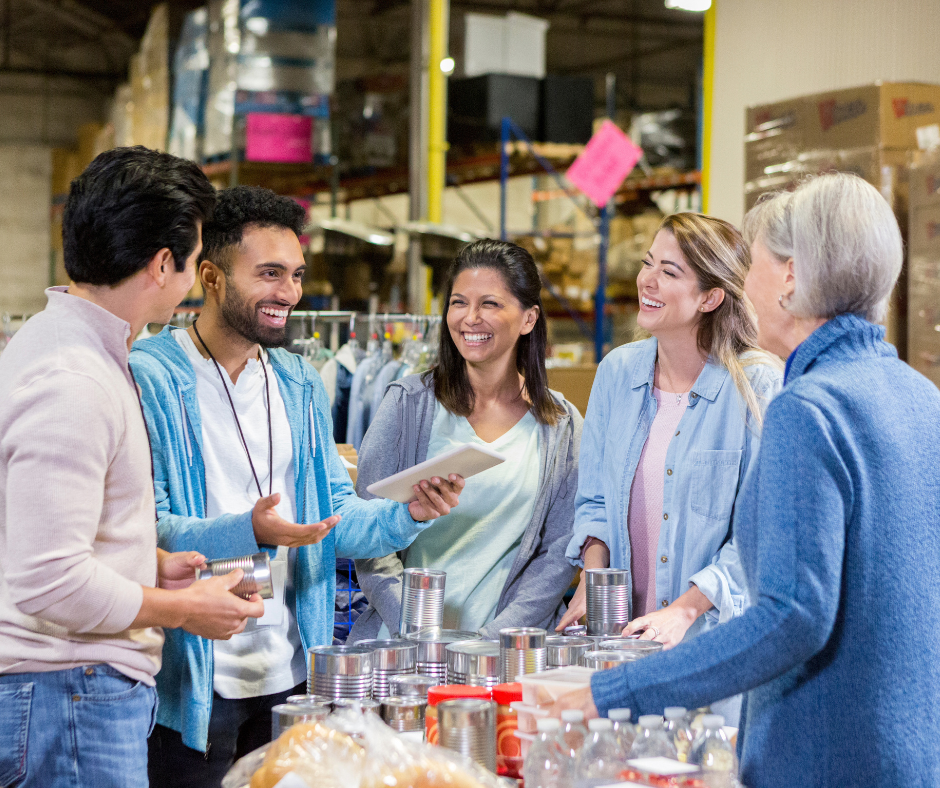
665, 0, 711, 11
440, 57, 455, 75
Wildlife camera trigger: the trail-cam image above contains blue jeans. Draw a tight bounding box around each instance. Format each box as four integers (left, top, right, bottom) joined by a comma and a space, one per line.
0, 664, 157, 788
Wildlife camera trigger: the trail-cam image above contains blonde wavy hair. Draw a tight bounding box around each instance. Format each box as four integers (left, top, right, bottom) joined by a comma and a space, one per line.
636, 212, 781, 424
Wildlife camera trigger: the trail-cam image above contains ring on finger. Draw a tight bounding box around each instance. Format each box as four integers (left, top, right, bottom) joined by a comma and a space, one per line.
649, 625, 661, 638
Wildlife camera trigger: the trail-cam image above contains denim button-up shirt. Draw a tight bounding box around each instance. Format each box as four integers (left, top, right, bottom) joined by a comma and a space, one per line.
566, 338, 781, 638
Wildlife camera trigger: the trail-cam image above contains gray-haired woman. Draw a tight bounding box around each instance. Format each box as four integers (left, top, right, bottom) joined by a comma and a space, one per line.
548, 173, 940, 788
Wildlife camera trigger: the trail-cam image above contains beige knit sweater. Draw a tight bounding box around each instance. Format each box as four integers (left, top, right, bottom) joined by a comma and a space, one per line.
0, 287, 163, 684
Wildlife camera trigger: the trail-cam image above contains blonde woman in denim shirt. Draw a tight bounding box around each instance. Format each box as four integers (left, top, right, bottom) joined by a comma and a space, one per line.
560, 215, 781, 713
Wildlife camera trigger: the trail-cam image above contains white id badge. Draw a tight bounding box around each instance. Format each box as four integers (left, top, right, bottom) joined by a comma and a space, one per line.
256, 548, 288, 627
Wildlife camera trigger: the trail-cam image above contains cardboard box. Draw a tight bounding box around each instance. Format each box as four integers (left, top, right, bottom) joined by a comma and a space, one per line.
908, 153, 940, 387
909, 153, 940, 209
546, 364, 597, 418
746, 82, 940, 183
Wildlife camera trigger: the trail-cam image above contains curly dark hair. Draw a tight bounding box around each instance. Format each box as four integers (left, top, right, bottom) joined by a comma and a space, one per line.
201, 185, 307, 271
63, 146, 215, 286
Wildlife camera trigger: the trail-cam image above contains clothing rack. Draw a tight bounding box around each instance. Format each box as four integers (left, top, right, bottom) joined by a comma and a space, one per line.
289, 311, 442, 353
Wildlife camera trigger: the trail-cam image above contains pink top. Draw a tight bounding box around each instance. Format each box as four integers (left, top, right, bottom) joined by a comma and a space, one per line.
628, 388, 688, 618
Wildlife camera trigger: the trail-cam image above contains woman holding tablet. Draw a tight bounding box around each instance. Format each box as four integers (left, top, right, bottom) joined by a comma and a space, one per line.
557, 214, 781, 722
349, 239, 582, 640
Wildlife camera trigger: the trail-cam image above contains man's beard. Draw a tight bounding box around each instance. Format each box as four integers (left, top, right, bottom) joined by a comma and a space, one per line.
219, 280, 291, 348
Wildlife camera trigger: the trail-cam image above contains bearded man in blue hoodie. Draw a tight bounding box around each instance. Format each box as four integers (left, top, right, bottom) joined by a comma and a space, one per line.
131, 186, 464, 788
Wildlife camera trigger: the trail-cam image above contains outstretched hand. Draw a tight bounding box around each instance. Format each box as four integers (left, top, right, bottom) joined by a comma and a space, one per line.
408, 475, 466, 522
252, 492, 341, 547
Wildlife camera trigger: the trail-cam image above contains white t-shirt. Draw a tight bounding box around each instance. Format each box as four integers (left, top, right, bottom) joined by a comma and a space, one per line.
175, 329, 306, 699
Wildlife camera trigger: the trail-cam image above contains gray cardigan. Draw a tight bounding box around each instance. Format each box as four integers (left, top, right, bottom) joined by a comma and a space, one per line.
348, 373, 582, 641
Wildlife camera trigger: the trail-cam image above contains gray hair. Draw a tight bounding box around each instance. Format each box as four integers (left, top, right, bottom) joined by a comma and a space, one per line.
742, 173, 902, 323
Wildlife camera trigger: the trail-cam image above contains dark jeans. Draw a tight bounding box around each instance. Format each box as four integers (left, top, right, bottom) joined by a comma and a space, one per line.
147, 681, 305, 788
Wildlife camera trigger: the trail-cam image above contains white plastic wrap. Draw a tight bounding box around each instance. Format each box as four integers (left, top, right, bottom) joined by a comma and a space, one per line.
223, 708, 514, 788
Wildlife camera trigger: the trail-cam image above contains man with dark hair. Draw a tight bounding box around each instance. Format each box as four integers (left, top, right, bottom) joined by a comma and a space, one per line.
130, 185, 464, 787
0, 148, 265, 788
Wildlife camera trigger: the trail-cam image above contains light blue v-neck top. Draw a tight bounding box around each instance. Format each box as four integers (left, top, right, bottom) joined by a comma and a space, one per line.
404, 402, 540, 632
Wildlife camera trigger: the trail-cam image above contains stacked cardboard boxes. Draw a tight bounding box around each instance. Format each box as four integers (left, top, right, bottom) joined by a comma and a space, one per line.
745, 82, 940, 357
908, 153, 940, 388
130, 4, 171, 153
203, 0, 335, 161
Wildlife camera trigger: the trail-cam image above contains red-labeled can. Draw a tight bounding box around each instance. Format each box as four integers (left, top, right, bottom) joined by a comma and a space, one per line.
492, 682, 523, 778
425, 685, 492, 745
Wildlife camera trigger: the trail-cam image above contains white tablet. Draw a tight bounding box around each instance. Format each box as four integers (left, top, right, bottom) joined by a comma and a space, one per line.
365, 443, 507, 504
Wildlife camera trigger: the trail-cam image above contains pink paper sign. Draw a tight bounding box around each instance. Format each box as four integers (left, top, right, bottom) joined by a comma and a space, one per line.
566, 120, 643, 207
245, 113, 313, 163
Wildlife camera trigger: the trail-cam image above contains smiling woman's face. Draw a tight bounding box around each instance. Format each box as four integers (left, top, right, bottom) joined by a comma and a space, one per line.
446, 267, 538, 366
636, 229, 711, 339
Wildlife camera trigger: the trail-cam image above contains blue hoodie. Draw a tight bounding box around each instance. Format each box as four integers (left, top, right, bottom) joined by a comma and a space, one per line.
130, 326, 431, 751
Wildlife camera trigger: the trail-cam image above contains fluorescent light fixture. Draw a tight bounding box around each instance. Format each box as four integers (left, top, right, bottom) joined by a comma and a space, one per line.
244, 16, 269, 35
440, 57, 455, 74
665, 0, 711, 10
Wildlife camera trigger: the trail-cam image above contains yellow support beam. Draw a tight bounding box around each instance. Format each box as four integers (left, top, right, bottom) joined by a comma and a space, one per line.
701, 0, 716, 213
427, 0, 448, 224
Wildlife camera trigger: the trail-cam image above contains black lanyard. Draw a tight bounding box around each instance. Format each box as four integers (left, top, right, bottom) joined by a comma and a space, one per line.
192, 321, 273, 499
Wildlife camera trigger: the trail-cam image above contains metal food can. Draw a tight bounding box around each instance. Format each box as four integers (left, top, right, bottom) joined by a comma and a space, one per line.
498, 627, 547, 682
446, 641, 500, 689
271, 702, 330, 739
196, 552, 273, 599
354, 639, 418, 699
388, 673, 438, 699
399, 568, 446, 636
381, 696, 427, 733
585, 568, 630, 636
546, 635, 594, 667
580, 649, 646, 670
308, 645, 374, 700
437, 698, 497, 772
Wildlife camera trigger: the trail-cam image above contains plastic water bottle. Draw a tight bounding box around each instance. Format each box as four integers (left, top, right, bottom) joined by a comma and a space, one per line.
608, 708, 636, 752
664, 706, 695, 762
691, 714, 737, 786
575, 718, 627, 786
523, 718, 571, 788
560, 709, 589, 759
628, 714, 678, 759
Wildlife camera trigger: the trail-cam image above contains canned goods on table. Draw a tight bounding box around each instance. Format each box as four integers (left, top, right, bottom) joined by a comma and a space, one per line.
354, 639, 418, 699
580, 649, 646, 670
389, 673, 438, 699
308, 645, 373, 699
332, 698, 381, 713
437, 698, 498, 773
546, 635, 594, 667
270, 702, 330, 739
399, 568, 446, 636
381, 696, 427, 733
425, 685, 492, 745
446, 641, 500, 689
585, 568, 630, 636
406, 629, 481, 683
285, 693, 332, 706
498, 627, 547, 682
598, 638, 664, 657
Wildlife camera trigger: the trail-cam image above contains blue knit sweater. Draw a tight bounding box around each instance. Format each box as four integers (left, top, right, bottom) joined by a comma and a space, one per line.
591, 314, 940, 788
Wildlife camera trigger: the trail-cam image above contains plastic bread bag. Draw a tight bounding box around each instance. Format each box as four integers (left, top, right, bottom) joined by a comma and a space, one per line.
225, 719, 366, 788
224, 707, 514, 788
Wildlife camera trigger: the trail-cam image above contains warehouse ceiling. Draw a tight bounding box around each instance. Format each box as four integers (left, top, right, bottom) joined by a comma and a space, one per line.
0, 0, 701, 109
